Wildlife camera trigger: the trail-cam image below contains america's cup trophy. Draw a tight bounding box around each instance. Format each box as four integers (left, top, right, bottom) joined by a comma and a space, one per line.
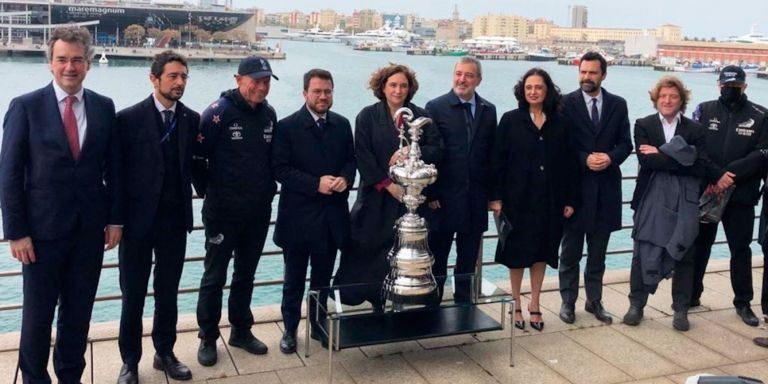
382, 107, 439, 305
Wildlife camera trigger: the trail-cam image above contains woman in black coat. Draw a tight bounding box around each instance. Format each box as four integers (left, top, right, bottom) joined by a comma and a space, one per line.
489, 68, 579, 331
333, 63, 443, 309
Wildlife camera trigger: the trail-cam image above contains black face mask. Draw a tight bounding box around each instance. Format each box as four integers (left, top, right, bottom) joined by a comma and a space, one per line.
720, 86, 743, 104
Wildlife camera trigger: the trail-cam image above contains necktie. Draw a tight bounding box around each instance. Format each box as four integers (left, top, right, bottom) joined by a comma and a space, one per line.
161, 110, 174, 142
316, 117, 326, 135
63, 95, 80, 160
463, 102, 474, 121
591, 98, 600, 130
463, 102, 474, 144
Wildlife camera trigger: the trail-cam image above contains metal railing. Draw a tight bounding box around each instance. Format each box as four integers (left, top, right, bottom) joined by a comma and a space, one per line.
0, 174, 759, 313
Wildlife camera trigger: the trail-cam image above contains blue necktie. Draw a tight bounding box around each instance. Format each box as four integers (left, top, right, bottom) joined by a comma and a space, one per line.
591, 98, 600, 130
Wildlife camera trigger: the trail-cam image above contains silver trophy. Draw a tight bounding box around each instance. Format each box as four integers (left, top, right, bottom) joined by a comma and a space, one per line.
382, 107, 439, 304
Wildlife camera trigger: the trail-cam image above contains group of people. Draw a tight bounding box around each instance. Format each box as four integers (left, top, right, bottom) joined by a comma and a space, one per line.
2, 25, 768, 384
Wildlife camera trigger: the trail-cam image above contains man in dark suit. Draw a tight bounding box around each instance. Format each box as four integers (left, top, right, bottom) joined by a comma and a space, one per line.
623, 76, 713, 331
559, 52, 632, 324
115, 51, 205, 383
0, 26, 122, 383
272, 69, 355, 353
425, 57, 496, 303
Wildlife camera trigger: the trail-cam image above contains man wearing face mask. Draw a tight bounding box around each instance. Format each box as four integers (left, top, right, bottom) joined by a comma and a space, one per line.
691, 65, 768, 326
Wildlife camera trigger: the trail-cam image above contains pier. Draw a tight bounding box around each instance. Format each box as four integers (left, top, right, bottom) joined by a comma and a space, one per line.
0, 44, 286, 61
474, 52, 527, 61
0, 258, 767, 383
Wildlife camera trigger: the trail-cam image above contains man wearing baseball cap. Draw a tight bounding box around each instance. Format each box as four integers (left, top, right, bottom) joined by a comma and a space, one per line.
193, 56, 279, 366
690, 65, 768, 326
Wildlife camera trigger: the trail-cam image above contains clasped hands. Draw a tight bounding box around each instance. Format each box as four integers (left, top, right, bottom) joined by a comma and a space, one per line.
586, 152, 612, 171
318, 176, 348, 195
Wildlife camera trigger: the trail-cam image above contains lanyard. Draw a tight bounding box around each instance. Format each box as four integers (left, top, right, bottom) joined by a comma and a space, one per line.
160, 118, 178, 143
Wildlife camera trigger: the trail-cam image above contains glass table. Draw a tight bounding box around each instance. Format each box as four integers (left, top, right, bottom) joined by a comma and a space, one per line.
305, 273, 514, 383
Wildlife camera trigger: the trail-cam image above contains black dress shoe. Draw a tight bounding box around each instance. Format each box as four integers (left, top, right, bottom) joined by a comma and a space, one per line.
153, 353, 192, 381
279, 331, 297, 354
512, 309, 525, 330
228, 329, 268, 355
529, 310, 544, 331
673, 311, 689, 331
754, 337, 768, 348
117, 364, 138, 384
559, 303, 575, 324
736, 306, 759, 327
585, 301, 613, 324
622, 306, 643, 326
197, 338, 217, 367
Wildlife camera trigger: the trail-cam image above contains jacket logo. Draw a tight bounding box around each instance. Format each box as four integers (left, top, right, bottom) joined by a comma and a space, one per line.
707, 118, 720, 131
229, 123, 243, 140
736, 128, 754, 136
738, 119, 755, 128
263, 121, 274, 143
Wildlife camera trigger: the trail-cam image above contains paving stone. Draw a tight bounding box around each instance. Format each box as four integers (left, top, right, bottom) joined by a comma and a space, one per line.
276, 361, 355, 384
598, 285, 666, 320
617, 378, 675, 384
719, 360, 768, 381
222, 323, 304, 375
293, 320, 366, 367
517, 331, 632, 384
205, 371, 280, 383
665, 368, 727, 384
92, 336, 165, 384
537, 290, 608, 329
566, 326, 681, 379
461, 339, 569, 384
415, 333, 478, 349
341, 354, 428, 384
171, 331, 236, 383
0, 349, 20, 384
614, 320, 732, 370
696, 308, 768, 340
359, 340, 423, 358
656, 314, 768, 363
404, 347, 499, 384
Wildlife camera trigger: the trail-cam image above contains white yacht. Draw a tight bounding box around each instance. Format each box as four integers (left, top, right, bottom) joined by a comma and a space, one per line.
286, 24, 349, 43
462, 36, 522, 53
724, 26, 768, 44
341, 21, 421, 47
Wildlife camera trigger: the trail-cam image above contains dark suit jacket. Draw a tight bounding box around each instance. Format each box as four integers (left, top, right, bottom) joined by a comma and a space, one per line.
272, 106, 356, 251
0, 82, 122, 240
563, 88, 632, 233
117, 95, 204, 240
425, 90, 497, 233
631, 113, 712, 210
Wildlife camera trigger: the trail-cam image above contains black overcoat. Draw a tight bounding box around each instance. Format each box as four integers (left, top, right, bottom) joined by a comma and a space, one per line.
562, 88, 632, 233
334, 101, 443, 305
424, 90, 497, 233
272, 106, 356, 252
489, 109, 579, 268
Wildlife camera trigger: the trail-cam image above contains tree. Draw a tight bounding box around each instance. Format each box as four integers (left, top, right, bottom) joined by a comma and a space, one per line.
147, 27, 163, 39
123, 24, 146, 46
162, 29, 181, 41
230, 30, 249, 43
212, 31, 231, 42
194, 29, 212, 43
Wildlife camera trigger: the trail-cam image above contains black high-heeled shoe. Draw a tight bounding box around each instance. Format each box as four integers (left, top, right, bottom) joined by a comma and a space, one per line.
529, 310, 544, 331
511, 308, 525, 330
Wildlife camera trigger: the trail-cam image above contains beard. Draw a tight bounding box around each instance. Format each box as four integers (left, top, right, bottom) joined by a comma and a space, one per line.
580, 80, 598, 93
161, 88, 184, 102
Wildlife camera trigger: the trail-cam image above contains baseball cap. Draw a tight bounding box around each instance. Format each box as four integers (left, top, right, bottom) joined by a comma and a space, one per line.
238, 56, 279, 80
718, 65, 746, 85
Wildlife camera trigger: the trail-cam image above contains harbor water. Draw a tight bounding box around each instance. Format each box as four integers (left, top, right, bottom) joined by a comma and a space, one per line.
1, 40, 768, 332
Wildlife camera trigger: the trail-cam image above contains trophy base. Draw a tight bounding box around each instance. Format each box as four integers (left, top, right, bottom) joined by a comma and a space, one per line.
381, 276, 438, 306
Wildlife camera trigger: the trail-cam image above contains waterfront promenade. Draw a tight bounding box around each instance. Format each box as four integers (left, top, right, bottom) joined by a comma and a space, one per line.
0, 257, 766, 384
0, 43, 286, 61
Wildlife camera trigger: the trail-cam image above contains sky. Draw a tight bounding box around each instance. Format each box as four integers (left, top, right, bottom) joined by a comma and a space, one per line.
234, 0, 768, 40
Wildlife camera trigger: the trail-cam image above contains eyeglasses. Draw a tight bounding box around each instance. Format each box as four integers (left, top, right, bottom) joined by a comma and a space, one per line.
309, 89, 333, 96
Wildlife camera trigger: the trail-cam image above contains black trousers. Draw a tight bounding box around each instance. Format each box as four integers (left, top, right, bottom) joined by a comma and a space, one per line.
118, 206, 186, 366
19, 222, 104, 384
196, 209, 271, 340
628, 247, 695, 311
428, 229, 482, 303
762, 244, 768, 316
559, 227, 611, 305
280, 244, 337, 334
692, 202, 754, 308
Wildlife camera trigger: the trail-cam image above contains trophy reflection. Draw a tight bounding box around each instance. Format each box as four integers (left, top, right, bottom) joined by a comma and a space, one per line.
382, 107, 439, 306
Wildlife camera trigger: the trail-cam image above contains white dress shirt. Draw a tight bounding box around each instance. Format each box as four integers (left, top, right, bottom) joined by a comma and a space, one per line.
153, 94, 177, 122
306, 105, 327, 124
52, 81, 87, 148
659, 112, 681, 143
458, 94, 477, 118
582, 90, 603, 121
